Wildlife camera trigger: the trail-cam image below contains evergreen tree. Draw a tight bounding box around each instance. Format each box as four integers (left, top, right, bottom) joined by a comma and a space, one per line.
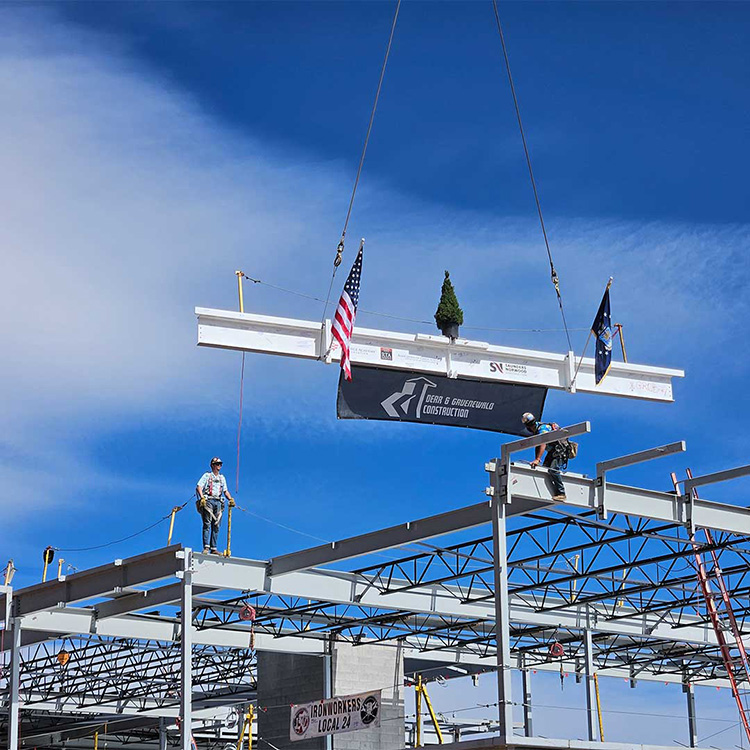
434, 271, 464, 332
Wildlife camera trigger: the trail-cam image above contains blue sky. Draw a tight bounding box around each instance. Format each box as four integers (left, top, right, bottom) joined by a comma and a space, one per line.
1, 1, 749, 745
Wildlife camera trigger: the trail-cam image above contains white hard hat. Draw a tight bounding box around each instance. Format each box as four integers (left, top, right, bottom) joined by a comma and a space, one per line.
521, 412, 536, 425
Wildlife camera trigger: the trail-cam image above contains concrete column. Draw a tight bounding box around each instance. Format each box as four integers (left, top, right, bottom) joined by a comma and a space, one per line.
684, 682, 698, 748
521, 666, 533, 737
583, 628, 597, 742
180, 550, 193, 750
8, 614, 21, 750
491, 498, 514, 742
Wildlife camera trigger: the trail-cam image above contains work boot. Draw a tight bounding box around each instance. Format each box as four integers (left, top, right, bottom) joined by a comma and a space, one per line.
552, 494, 567, 501
202, 547, 210, 554
210, 548, 219, 555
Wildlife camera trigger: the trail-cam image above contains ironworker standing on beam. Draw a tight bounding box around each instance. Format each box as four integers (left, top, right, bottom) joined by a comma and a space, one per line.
521, 413, 572, 500
196, 457, 235, 554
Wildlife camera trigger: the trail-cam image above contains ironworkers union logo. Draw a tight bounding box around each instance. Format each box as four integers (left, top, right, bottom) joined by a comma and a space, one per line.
380, 377, 437, 419
360, 695, 380, 725
292, 707, 311, 736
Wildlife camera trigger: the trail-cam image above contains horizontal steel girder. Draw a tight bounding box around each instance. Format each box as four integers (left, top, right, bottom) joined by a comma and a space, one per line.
195, 307, 683, 402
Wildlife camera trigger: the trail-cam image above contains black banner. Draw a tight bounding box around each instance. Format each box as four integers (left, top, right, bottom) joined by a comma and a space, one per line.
337, 366, 547, 436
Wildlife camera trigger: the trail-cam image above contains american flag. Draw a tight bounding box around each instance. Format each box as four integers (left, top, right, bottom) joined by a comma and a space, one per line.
332, 243, 363, 381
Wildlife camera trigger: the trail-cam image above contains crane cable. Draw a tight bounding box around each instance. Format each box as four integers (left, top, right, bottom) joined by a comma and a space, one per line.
491, 0, 574, 353
320, 0, 402, 325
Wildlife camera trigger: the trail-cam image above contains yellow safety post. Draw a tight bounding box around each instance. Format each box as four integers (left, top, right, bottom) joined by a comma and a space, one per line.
42, 547, 55, 583
224, 504, 234, 558
415, 674, 423, 747
615, 323, 628, 363
57, 558, 65, 579
167, 505, 181, 546
594, 673, 605, 741
236, 270, 245, 313
236, 705, 255, 750
420, 679, 444, 744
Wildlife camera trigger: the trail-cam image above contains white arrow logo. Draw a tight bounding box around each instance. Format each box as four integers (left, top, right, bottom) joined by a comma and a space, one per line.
381, 377, 437, 419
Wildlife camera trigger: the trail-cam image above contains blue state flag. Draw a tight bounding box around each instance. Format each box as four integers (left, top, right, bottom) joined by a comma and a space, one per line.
592, 287, 613, 384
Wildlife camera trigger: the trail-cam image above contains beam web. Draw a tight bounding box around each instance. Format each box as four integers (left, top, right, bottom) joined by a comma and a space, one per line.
491, 498, 514, 741
180, 550, 193, 750
7, 614, 21, 750
521, 662, 533, 737
583, 628, 598, 741
684, 682, 698, 748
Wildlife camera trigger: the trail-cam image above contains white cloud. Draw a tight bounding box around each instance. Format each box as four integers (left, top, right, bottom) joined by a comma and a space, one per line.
1, 5, 749, 519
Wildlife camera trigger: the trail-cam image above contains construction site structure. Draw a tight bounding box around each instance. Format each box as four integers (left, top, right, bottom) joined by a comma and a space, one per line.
3, 425, 750, 750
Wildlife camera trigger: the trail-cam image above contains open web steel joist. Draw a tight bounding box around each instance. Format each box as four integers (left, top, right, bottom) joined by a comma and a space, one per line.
2, 437, 750, 748
195, 308, 684, 402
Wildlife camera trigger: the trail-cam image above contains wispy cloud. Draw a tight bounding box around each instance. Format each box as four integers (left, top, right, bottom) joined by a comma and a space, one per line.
1, 5, 748, 524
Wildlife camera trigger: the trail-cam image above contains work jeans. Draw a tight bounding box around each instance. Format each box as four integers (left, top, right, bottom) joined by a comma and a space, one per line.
543, 452, 566, 496
202, 498, 223, 550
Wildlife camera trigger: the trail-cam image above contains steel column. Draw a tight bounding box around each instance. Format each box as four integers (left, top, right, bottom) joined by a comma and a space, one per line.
521, 664, 533, 737
491, 498, 514, 741
7, 614, 21, 750
324, 637, 333, 750
684, 682, 698, 748
180, 550, 193, 750
583, 628, 597, 741
159, 717, 168, 750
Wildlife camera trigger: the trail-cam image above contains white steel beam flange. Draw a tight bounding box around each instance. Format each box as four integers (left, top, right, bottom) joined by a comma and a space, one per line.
195, 308, 683, 402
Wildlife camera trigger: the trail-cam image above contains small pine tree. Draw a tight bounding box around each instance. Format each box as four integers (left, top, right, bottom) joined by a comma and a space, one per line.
434, 270, 464, 332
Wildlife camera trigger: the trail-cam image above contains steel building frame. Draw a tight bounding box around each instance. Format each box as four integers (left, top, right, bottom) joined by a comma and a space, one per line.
3, 430, 750, 749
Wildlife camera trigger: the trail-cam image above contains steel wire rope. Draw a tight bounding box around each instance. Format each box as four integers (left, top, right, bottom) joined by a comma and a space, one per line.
54, 498, 192, 553
490, 0, 574, 353
320, 0, 402, 324
245, 274, 587, 333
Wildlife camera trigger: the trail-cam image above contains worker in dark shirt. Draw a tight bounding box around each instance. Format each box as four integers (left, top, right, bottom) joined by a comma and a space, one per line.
521, 412, 567, 500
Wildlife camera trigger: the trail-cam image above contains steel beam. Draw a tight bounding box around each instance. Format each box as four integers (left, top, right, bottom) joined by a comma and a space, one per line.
684, 682, 698, 748
683, 464, 750, 496
7, 613, 21, 750
583, 628, 597, 741
521, 664, 533, 737
96, 582, 214, 619
506, 464, 750, 535
596, 441, 686, 519
0, 545, 183, 617
491, 499, 514, 742
180, 550, 193, 750
195, 308, 683, 402
270, 500, 543, 576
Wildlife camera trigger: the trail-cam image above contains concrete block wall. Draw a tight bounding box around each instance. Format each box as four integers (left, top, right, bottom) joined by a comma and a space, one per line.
332, 642, 404, 750
257, 642, 404, 750
257, 651, 327, 750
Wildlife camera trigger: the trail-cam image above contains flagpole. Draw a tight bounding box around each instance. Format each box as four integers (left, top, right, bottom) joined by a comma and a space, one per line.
570, 277, 613, 389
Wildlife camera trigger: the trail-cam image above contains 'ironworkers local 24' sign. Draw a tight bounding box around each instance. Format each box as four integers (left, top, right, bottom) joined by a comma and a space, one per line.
290, 690, 381, 741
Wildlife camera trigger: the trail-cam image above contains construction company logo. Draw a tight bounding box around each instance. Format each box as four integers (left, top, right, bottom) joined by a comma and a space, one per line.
490, 361, 528, 376
381, 377, 437, 419
380, 347, 393, 361
381, 376, 497, 422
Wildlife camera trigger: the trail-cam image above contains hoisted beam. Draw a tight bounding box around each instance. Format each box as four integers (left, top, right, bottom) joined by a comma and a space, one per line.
196, 308, 683, 402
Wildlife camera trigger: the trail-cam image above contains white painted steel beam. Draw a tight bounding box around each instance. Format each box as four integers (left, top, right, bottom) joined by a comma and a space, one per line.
504, 463, 750, 535
268, 498, 547, 576
0, 545, 183, 618
195, 308, 683, 402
